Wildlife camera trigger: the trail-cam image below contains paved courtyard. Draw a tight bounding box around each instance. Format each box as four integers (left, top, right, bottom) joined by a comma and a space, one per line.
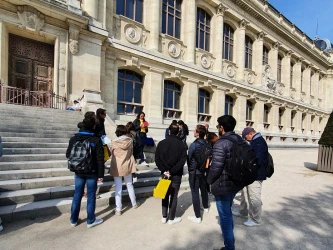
0, 149, 332, 250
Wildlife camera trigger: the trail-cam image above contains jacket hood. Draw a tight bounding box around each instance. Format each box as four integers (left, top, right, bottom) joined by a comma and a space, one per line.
112, 136, 132, 150
74, 129, 95, 140
252, 132, 262, 141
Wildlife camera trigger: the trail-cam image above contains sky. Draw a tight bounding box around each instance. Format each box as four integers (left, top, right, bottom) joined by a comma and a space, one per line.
268, 0, 333, 41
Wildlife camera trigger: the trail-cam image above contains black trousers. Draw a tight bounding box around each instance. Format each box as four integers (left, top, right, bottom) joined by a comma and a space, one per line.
162, 176, 182, 220
189, 173, 209, 218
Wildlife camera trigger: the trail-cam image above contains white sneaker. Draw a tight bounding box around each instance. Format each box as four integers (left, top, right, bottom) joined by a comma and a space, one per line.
188, 216, 201, 223
232, 210, 248, 219
243, 219, 261, 227
0, 225, 3, 232
133, 177, 138, 183
87, 218, 103, 228
204, 208, 209, 213
168, 217, 182, 225
161, 217, 167, 224
70, 221, 78, 227
141, 161, 149, 166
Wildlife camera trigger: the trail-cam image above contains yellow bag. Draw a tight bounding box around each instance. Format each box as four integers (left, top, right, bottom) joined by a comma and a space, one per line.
153, 178, 171, 199
103, 145, 111, 162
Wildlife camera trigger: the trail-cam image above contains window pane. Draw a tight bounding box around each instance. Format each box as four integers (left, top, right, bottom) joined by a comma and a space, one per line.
225, 102, 229, 115
164, 89, 167, 107
125, 81, 133, 102
205, 98, 209, 114
168, 0, 174, 6
230, 45, 233, 61
162, 11, 167, 34
116, 0, 124, 15
126, 105, 134, 114
176, 0, 181, 10
167, 90, 173, 108
206, 33, 210, 51
200, 30, 204, 49
199, 97, 204, 113
117, 79, 124, 101
135, 0, 143, 22
117, 104, 124, 113
126, 0, 134, 19
134, 83, 141, 103
175, 18, 181, 39
118, 70, 124, 79
168, 14, 174, 36
175, 92, 180, 109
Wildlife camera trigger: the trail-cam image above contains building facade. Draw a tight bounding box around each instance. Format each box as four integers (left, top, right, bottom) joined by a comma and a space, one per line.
1, 0, 333, 146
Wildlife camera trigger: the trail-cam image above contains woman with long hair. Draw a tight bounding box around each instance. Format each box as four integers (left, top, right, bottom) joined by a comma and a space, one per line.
110, 125, 140, 215
133, 111, 149, 166
177, 120, 189, 149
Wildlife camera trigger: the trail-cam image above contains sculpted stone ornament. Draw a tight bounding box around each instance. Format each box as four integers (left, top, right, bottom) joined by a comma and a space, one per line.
216, 3, 228, 15
239, 19, 250, 29
124, 24, 141, 44
300, 92, 306, 102
247, 72, 255, 84
69, 39, 79, 55
201, 55, 211, 69
226, 65, 235, 78
257, 31, 267, 40
262, 65, 277, 92
69, 25, 80, 55
278, 82, 284, 95
17, 6, 45, 32
168, 42, 180, 58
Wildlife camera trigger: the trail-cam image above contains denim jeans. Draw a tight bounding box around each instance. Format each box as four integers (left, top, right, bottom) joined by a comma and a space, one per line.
215, 192, 237, 250
70, 173, 98, 225
189, 173, 209, 218
138, 132, 147, 163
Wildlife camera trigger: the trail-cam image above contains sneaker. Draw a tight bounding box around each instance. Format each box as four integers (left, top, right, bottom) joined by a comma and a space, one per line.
0, 225, 4, 232
188, 216, 201, 223
232, 210, 248, 218
140, 161, 149, 166
115, 210, 122, 216
161, 217, 167, 224
133, 177, 138, 183
133, 202, 140, 209
87, 218, 103, 229
168, 217, 182, 225
70, 221, 78, 227
204, 208, 209, 213
243, 219, 261, 227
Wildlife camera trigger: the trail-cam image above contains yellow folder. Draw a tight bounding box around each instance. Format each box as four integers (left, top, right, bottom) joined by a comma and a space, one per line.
153, 178, 171, 199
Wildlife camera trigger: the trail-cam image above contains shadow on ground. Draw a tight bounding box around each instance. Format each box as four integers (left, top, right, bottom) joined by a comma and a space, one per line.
304, 162, 318, 171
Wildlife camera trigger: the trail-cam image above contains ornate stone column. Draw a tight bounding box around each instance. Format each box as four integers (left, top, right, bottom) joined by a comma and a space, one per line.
83, 0, 99, 20
184, 0, 196, 64
312, 70, 320, 106
325, 70, 333, 111
234, 93, 247, 131
255, 99, 265, 131
253, 31, 266, 86
235, 19, 249, 81
271, 104, 280, 133
303, 65, 312, 104
213, 4, 227, 73
212, 87, 226, 123
183, 79, 199, 126
148, 0, 161, 51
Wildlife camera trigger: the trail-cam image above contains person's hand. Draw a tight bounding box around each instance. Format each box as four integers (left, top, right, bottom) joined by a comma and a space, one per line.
140, 123, 145, 128
98, 178, 103, 182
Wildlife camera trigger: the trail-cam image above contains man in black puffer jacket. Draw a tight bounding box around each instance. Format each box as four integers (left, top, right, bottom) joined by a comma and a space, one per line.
207, 115, 243, 250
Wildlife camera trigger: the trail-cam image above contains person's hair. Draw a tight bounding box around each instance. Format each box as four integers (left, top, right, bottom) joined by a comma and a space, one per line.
82, 112, 96, 130
178, 120, 189, 135
170, 120, 178, 126
126, 122, 135, 134
96, 108, 106, 116
136, 111, 145, 121
115, 125, 128, 137
169, 124, 179, 135
217, 115, 236, 132
74, 100, 78, 104
207, 132, 218, 143
196, 125, 206, 139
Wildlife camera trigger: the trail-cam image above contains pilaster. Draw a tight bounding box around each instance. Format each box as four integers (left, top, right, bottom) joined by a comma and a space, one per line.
83, 0, 99, 20
271, 104, 279, 133
284, 108, 292, 133
147, 0, 161, 51
234, 93, 247, 131
183, 79, 199, 125
294, 59, 303, 100
303, 65, 312, 103
235, 20, 249, 81
282, 51, 292, 97
255, 99, 265, 131
253, 31, 265, 86
184, 0, 196, 64
269, 42, 280, 78
213, 4, 227, 73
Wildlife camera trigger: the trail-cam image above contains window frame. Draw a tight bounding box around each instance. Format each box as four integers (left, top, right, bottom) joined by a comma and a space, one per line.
245, 35, 253, 69
223, 24, 234, 61
196, 8, 211, 51
163, 80, 182, 119
277, 54, 282, 82
263, 45, 269, 65
290, 62, 294, 88
246, 100, 253, 121
225, 95, 234, 116
116, 0, 144, 23
162, 0, 182, 39
263, 104, 270, 123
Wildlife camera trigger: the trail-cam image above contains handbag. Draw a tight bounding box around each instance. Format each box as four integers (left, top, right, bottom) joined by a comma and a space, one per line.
103, 145, 111, 162
153, 178, 171, 199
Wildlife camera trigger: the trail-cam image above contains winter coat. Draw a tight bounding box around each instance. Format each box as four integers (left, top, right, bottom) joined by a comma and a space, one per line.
95, 116, 106, 137
250, 133, 268, 181
155, 135, 187, 177
110, 135, 136, 177
133, 119, 148, 133
187, 138, 207, 174
207, 132, 243, 196
66, 129, 104, 178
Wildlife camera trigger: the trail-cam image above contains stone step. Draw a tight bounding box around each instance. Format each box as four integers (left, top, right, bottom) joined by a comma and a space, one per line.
0, 182, 190, 222
0, 132, 75, 138
2, 137, 70, 143
0, 154, 66, 163
0, 120, 81, 127
0, 103, 80, 113
2, 142, 68, 149
0, 127, 78, 133
0, 160, 68, 171
0, 169, 162, 205
0, 124, 79, 131
3, 148, 66, 155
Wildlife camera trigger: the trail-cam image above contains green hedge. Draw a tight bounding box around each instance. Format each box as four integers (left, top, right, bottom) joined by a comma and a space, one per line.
319, 112, 333, 145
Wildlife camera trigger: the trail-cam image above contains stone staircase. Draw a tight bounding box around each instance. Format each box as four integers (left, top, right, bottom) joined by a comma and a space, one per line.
0, 104, 189, 222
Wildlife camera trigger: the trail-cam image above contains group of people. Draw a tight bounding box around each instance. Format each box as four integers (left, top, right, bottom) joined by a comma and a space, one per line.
66, 110, 269, 250
155, 115, 269, 250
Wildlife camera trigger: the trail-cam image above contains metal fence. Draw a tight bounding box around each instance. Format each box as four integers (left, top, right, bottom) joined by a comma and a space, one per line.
0, 83, 67, 109
317, 145, 333, 173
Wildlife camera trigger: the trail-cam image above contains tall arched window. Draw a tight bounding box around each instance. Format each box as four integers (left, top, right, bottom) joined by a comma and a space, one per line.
164, 80, 181, 118
277, 55, 282, 82
310, 71, 314, 95
301, 66, 305, 92
246, 101, 253, 121
116, 0, 144, 23
278, 108, 284, 125
264, 104, 270, 123
245, 35, 253, 69
162, 0, 182, 39
198, 89, 211, 122
290, 62, 294, 87
263, 45, 269, 65
117, 69, 143, 114
223, 24, 234, 61
225, 95, 234, 115
196, 8, 211, 51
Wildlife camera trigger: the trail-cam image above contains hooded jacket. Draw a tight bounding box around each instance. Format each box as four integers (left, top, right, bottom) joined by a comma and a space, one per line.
110, 135, 136, 177
66, 129, 104, 178
250, 132, 268, 180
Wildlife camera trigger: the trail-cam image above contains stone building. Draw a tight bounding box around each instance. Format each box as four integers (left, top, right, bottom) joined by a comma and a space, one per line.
1, 0, 333, 146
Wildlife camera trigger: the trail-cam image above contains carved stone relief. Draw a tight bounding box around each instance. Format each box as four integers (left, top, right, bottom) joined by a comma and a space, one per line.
124, 24, 141, 44
168, 41, 181, 58
69, 26, 80, 55
300, 92, 306, 102
278, 82, 284, 95
244, 70, 256, 84
226, 65, 236, 78
262, 65, 277, 92
216, 3, 228, 15
17, 6, 45, 33
201, 55, 211, 69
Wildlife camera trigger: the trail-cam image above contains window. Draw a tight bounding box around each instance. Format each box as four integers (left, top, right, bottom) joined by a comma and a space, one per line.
164, 80, 181, 118
310, 71, 314, 95
225, 95, 234, 115
291, 111, 296, 127
290, 62, 294, 87
196, 8, 211, 51
278, 108, 284, 125
116, 0, 144, 23
277, 55, 282, 82
198, 89, 211, 122
246, 101, 253, 121
245, 35, 253, 69
302, 113, 306, 130
223, 24, 234, 61
117, 69, 143, 114
301, 67, 305, 92
264, 104, 270, 123
162, 0, 182, 39
263, 46, 269, 65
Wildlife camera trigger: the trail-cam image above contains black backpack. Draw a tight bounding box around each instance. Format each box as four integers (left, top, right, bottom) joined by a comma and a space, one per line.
193, 140, 212, 173
68, 136, 93, 173
266, 152, 274, 178
223, 135, 258, 187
